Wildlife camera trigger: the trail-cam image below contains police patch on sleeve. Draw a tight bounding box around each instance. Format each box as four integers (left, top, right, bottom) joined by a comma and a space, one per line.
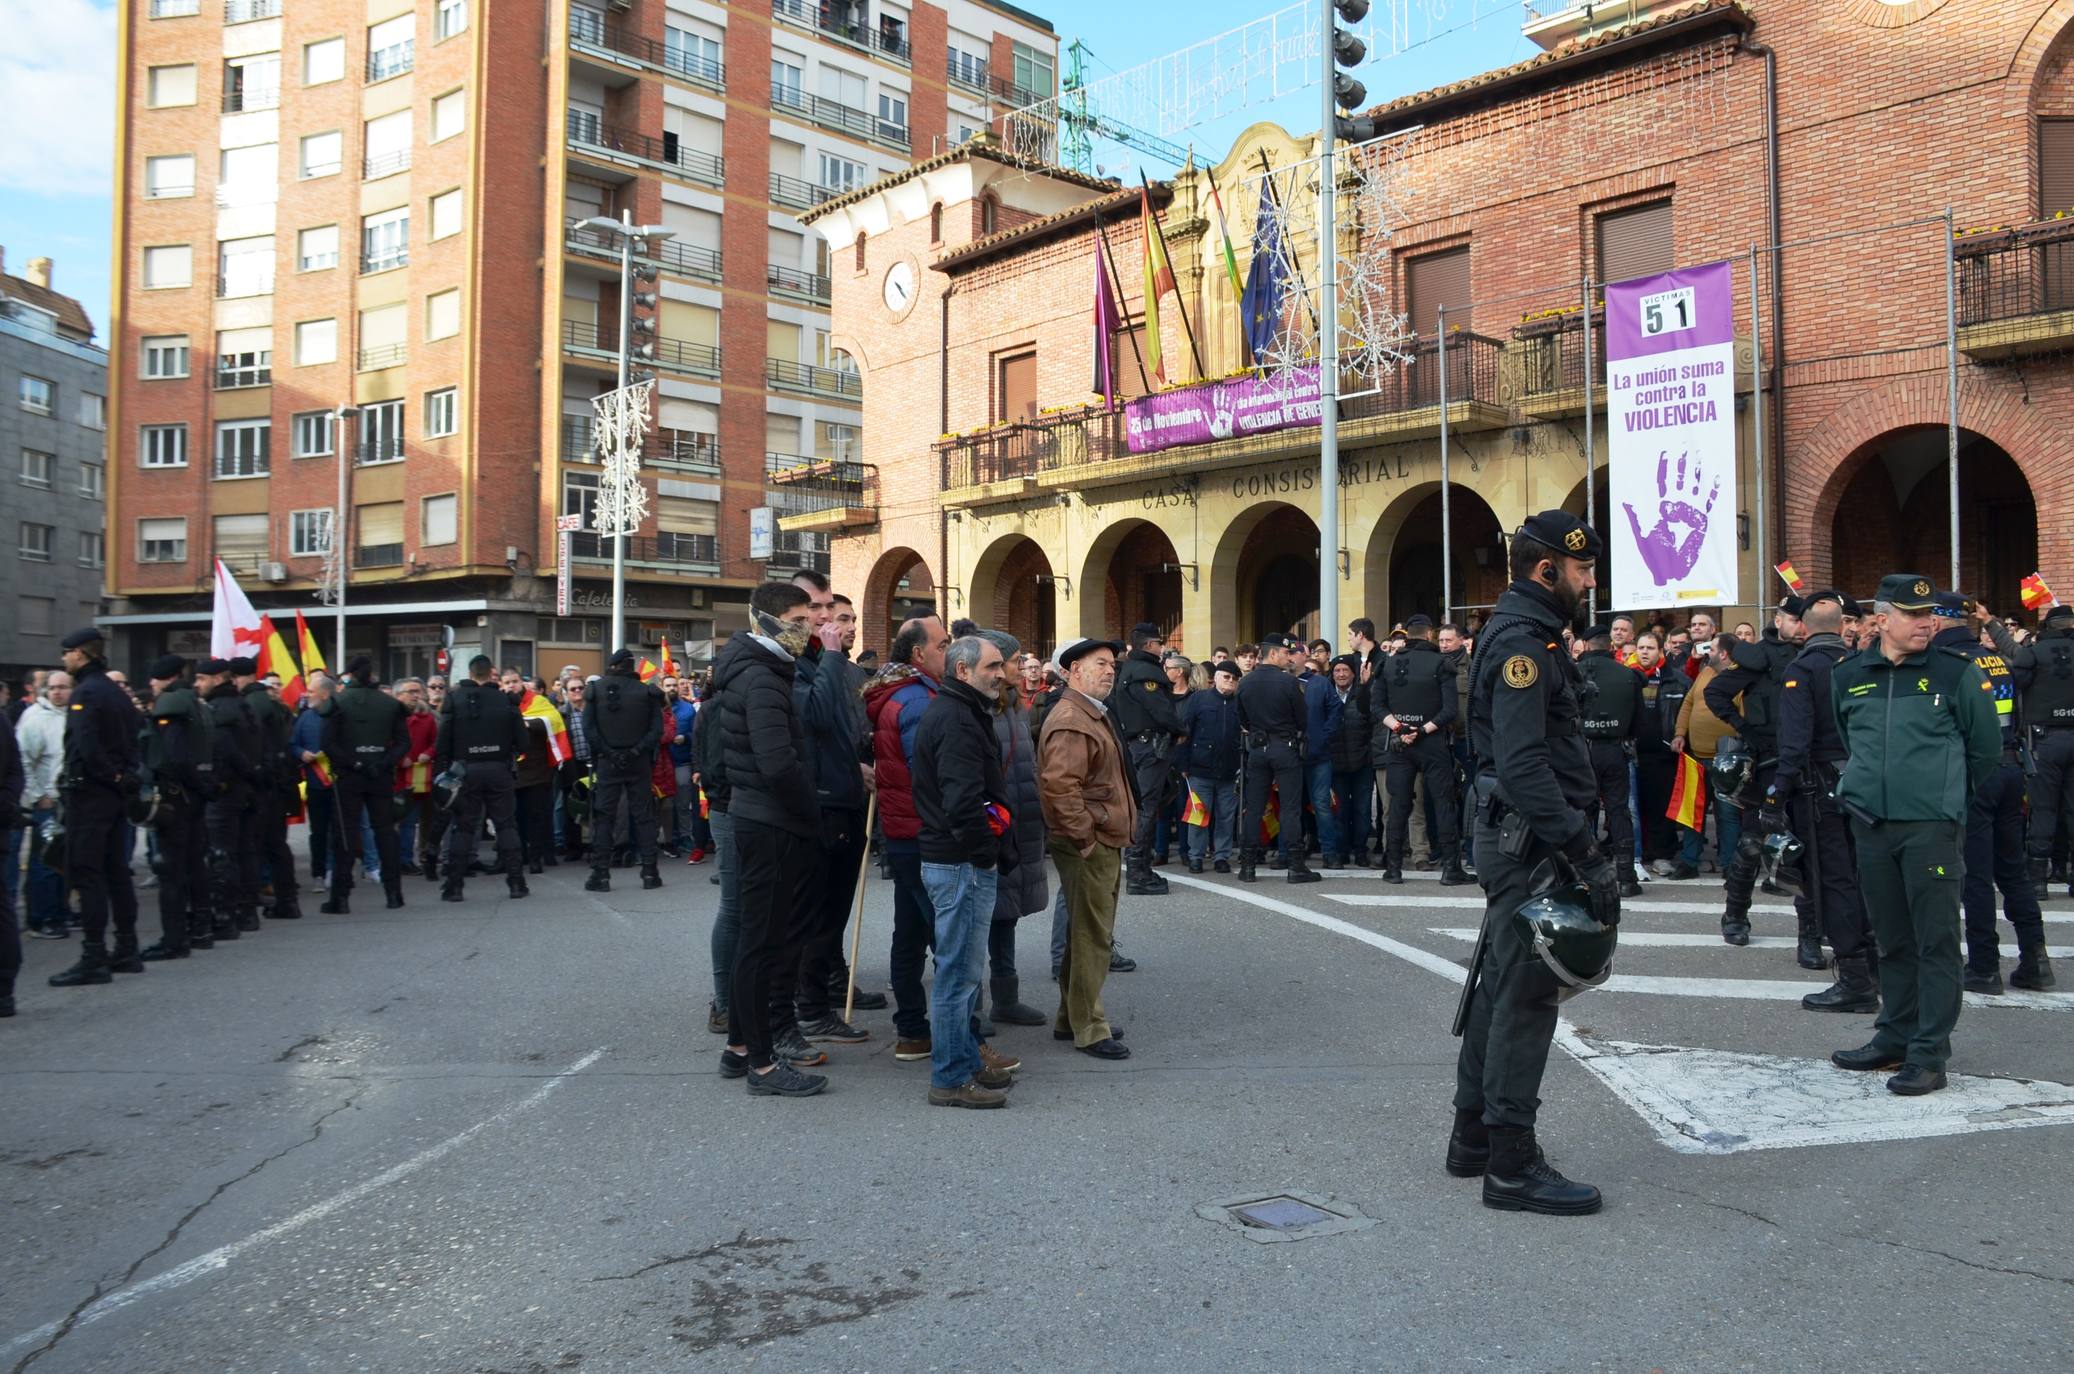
1501, 654, 1539, 689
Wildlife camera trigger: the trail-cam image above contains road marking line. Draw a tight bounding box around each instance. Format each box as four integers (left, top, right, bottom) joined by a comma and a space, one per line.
1325, 893, 1799, 916
1426, 927, 2074, 959
2, 1047, 608, 1358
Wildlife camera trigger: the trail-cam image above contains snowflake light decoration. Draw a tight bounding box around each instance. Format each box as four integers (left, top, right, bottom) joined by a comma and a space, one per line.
591, 379, 655, 537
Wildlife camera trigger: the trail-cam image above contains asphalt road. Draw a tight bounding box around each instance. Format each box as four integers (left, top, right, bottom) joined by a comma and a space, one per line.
5, 848, 2073, 1373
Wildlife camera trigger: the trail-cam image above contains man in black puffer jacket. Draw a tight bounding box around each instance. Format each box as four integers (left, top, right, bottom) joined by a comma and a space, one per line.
712, 581, 826, 1099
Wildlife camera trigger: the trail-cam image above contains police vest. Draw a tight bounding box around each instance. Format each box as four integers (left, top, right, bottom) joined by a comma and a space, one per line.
1739, 638, 1797, 736
2028, 635, 2074, 726
143, 686, 205, 776
1959, 646, 2019, 742
449, 681, 519, 760
334, 687, 400, 767
592, 676, 651, 751
1577, 654, 1639, 739
1382, 649, 1446, 726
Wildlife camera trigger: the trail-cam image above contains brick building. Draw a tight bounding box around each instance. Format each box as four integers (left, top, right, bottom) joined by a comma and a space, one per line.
104, 0, 1056, 677
806, 0, 2074, 657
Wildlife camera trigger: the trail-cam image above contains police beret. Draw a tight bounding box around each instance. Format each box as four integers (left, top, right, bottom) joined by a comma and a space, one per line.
1581, 620, 1614, 643
609, 648, 636, 666
1931, 590, 1971, 620
1803, 588, 1862, 618
228, 656, 257, 675
148, 654, 188, 681
1052, 636, 1123, 672
1875, 573, 1939, 612
1778, 594, 1808, 618
198, 657, 233, 674
1403, 614, 1433, 631
1127, 622, 1162, 649
1518, 509, 1603, 560
346, 654, 373, 678
59, 626, 103, 650
2045, 605, 2074, 626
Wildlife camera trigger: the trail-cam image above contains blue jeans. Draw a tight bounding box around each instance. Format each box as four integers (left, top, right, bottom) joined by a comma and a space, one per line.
1332, 766, 1374, 859
397, 802, 419, 865
358, 811, 382, 881
921, 861, 997, 1090
1696, 774, 1742, 867
1304, 758, 1340, 859
1185, 775, 1239, 863
708, 811, 739, 1011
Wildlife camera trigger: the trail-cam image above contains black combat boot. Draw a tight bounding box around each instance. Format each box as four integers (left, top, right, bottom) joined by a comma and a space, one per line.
1481, 1127, 1602, 1216
1796, 910, 1829, 970
2011, 947, 2056, 991
1125, 859, 1168, 896
2030, 854, 2053, 902
1439, 847, 1474, 887
234, 907, 261, 932
269, 897, 304, 920
1618, 866, 1643, 899
507, 871, 530, 899
187, 908, 215, 950
1445, 1108, 1491, 1178
384, 880, 406, 910
1237, 847, 1258, 884
48, 940, 114, 987
1381, 848, 1404, 884
1964, 965, 2005, 995
138, 939, 189, 961
212, 915, 241, 940
641, 862, 663, 890
584, 867, 611, 893
1720, 902, 1751, 947
422, 853, 440, 883
1284, 850, 1322, 885
320, 890, 349, 915
990, 976, 1046, 1026
108, 933, 147, 974
441, 878, 465, 903
1801, 956, 1879, 1012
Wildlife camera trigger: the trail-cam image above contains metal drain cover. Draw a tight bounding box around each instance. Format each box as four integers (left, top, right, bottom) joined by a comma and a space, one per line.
1197, 1191, 1376, 1244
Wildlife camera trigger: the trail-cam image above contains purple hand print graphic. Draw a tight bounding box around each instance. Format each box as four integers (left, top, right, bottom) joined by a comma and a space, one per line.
1623, 450, 1720, 586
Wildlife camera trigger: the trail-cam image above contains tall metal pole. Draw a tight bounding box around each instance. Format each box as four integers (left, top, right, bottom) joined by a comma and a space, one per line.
333, 405, 352, 669
1749, 246, 1767, 613
1316, 0, 1341, 642
1581, 274, 1597, 622
1438, 304, 1452, 623
1944, 208, 1961, 589
611, 208, 632, 656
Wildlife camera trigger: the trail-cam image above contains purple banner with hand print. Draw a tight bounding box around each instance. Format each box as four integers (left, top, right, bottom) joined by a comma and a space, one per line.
1605, 261, 1740, 609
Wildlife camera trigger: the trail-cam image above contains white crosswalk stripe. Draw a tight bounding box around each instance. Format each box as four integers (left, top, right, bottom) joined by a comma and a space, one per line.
1423, 927, 2074, 959
1324, 892, 1798, 916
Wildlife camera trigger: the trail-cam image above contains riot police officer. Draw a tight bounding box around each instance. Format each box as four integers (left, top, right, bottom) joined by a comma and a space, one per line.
1450, 511, 1617, 1216
1236, 633, 1318, 885
194, 658, 255, 940
584, 649, 666, 893
1111, 622, 1187, 896
137, 655, 217, 960
47, 627, 147, 987
1705, 595, 1805, 943
1371, 614, 1468, 885
1938, 595, 2053, 992
434, 655, 529, 902
1771, 592, 1876, 1004
1574, 620, 1646, 898
2016, 603, 2074, 898
237, 657, 303, 921
323, 656, 410, 913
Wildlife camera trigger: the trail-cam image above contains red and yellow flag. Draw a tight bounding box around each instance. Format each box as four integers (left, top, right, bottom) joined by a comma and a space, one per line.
1667, 753, 1708, 832
637, 657, 661, 684
2020, 572, 2056, 611
1773, 560, 1806, 594
1260, 785, 1281, 844
1182, 788, 1210, 828
295, 609, 327, 677
659, 640, 677, 679
1139, 183, 1176, 384
308, 752, 335, 788
518, 687, 573, 764
256, 614, 304, 708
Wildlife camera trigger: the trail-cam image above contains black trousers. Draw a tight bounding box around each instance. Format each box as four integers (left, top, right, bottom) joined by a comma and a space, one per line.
1454, 815, 1564, 1129
333, 773, 400, 899
1383, 732, 1459, 858
0, 824, 19, 1000
1722, 757, 1778, 916
413, 791, 450, 866
151, 799, 206, 948
2026, 729, 2074, 871
253, 782, 298, 911
1124, 741, 1171, 866
589, 769, 655, 866
1964, 762, 2047, 970
515, 783, 554, 865
794, 806, 867, 1023
1791, 790, 1873, 962
1585, 740, 1634, 867
1242, 740, 1305, 860
728, 819, 816, 1069
64, 784, 139, 945
447, 764, 520, 877
1635, 753, 1678, 861
304, 785, 334, 881
206, 785, 253, 919
886, 846, 935, 1041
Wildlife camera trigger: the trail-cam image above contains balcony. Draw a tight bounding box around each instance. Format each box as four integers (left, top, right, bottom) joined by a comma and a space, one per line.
215, 182, 277, 208
355, 544, 405, 569
220, 85, 279, 114
770, 85, 905, 151
368, 41, 414, 83
356, 434, 405, 465
768, 172, 842, 212
771, 0, 908, 64
765, 357, 861, 402
150, 0, 201, 16
565, 113, 726, 188
1509, 310, 1607, 419
766, 530, 831, 574
363, 148, 411, 180
566, 12, 726, 90
360, 246, 408, 274
564, 218, 721, 282
1956, 216, 2074, 360
567, 531, 720, 569
357, 343, 407, 371
214, 360, 271, 389
765, 263, 830, 303
213, 268, 275, 299
767, 454, 876, 533
946, 54, 1045, 109
561, 320, 722, 379
560, 418, 721, 474
223, 0, 278, 21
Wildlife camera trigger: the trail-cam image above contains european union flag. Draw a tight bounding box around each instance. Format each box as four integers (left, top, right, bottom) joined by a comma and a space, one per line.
1240, 178, 1290, 366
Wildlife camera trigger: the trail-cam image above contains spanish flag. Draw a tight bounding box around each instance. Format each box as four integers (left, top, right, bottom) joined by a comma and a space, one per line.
1139, 181, 1176, 384
309, 752, 335, 788
1260, 786, 1281, 844
659, 639, 677, 679
1182, 788, 1210, 828
256, 615, 304, 708
295, 609, 327, 676
1774, 560, 1806, 594
518, 688, 573, 764
637, 657, 661, 684
2020, 572, 2056, 611
1667, 753, 1708, 832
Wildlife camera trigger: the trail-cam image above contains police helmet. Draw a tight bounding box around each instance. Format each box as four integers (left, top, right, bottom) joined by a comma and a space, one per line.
1709, 737, 1752, 798
1512, 875, 1617, 1002
432, 764, 466, 813
1758, 830, 1806, 898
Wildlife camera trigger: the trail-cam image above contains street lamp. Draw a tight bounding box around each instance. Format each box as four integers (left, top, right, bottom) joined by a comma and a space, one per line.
333, 403, 361, 671
575, 212, 673, 654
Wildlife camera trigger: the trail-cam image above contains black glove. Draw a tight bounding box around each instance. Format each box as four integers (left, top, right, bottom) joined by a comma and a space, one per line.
1757, 791, 1788, 835
1561, 829, 1622, 927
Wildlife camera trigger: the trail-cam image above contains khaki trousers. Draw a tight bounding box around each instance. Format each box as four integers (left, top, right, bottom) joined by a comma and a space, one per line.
1051, 839, 1120, 1047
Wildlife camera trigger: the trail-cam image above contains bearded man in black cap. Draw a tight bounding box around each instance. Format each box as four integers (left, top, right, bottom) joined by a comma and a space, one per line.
1449, 510, 1618, 1216
137, 655, 217, 960
47, 627, 147, 987
1109, 622, 1187, 895
323, 656, 411, 912
583, 648, 667, 893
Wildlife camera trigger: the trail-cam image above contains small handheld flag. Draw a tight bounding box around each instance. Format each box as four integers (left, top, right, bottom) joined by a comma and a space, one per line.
1773, 560, 1806, 594
1667, 753, 1708, 833
2020, 572, 2056, 611
1182, 789, 1210, 828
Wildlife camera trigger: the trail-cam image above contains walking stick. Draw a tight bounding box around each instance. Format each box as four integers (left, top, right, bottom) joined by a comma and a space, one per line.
843, 791, 879, 1024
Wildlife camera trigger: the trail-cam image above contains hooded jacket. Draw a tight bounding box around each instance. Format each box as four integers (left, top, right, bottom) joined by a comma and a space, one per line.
992, 685, 1048, 920
794, 641, 868, 812
864, 663, 937, 846
710, 631, 817, 837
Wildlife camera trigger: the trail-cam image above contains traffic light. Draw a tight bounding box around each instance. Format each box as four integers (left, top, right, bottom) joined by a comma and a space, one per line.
1331, 0, 1377, 142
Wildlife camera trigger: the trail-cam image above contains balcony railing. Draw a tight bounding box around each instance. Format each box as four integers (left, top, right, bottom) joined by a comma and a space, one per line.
766, 263, 830, 301
766, 454, 873, 516
561, 419, 721, 472
564, 218, 722, 281
220, 85, 279, 114
360, 245, 408, 274
215, 182, 277, 208
567, 12, 727, 88
766, 530, 831, 573
368, 42, 414, 82
766, 357, 861, 401
568, 531, 719, 567
355, 544, 405, 568
357, 343, 407, 371
771, 0, 910, 64
1956, 216, 2074, 353
562, 320, 722, 377
771, 85, 903, 149
363, 149, 411, 180
1343, 332, 1505, 417
565, 113, 726, 186
356, 434, 405, 465
946, 54, 1045, 109
224, 0, 279, 21
150, 0, 201, 16
768, 172, 842, 211
214, 360, 272, 389
213, 268, 275, 299
1512, 311, 1607, 401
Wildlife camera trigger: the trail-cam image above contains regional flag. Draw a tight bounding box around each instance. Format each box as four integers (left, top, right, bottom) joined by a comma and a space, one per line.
210, 559, 264, 659
308, 752, 335, 788
2020, 572, 2056, 611
1092, 228, 1120, 407
1774, 560, 1806, 594
1667, 753, 1708, 832
295, 609, 328, 677
1139, 183, 1175, 383
1182, 788, 1210, 828
1204, 171, 1245, 308
256, 614, 304, 708
518, 687, 573, 764
1240, 172, 1290, 367
637, 657, 661, 684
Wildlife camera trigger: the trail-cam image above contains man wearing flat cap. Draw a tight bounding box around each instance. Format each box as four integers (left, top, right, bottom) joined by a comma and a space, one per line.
1828, 575, 2001, 1096
1705, 593, 1807, 945
46, 628, 147, 987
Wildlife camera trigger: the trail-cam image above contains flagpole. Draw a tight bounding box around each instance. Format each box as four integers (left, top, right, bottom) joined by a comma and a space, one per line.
1140, 172, 1206, 381
1096, 216, 1152, 395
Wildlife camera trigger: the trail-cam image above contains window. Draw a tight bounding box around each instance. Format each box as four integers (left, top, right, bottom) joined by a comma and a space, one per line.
430, 188, 463, 240
18, 376, 52, 413
293, 410, 335, 457
142, 335, 190, 379
213, 513, 268, 568
147, 64, 197, 107
947, 43, 987, 89
853, 233, 866, 272
424, 387, 457, 436
435, 0, 467, 40
354, 502, 404, 566
142, 244, 192, 288
294, 318, 338, 366
1011, 42, 1053, 99
216, 235, 275, 297
421, 493, 457, 545
1405, 245, 1470, 338
877, 92, 907, 140
563, 470, 599, 529
425, 289, 461, 341
818, 152, 865, 193
78, 531, 104, 568
142, 424, 188, 468
771, 58, 803, 104
215, 327, 272, 387
78, 462, 103, 498
214, 418, 271, 478
664, 25, 719, 81
78, 393, 106, 429
304, 36, 344, 85
223, 53, 280, 112
364, 110, 412, 179
290, 508, 333, 556
432, 89, 466, 142
139, 517, 187, 562
822, 67, 867, 109
368, 14, 415, 81
362, 207, 409, 272
995, 349, 1036, 424
218, 142, 277, 205
20, 596, 52, 636
298, 224, 339, 271
929, 202, 942, 242
20, 449, 53, 486
980, 193, 998, 234
145, 154, 194, 198
1596, 200, 1674, 287
358, 399, 405, 463
300, 130, 342, 179
150, 0, 201, 16
19, 523, 53, 562
358, 303, 406, 369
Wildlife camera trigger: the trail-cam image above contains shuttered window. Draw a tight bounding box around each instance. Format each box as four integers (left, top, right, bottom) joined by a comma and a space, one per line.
1406, 246, 1470, 337
656, 495, 718, 535
1597, 200, 1675, 286
356, 501, 404, 544
996, 350, 1036, 423
212, 513, 268, 565
2044, 120, 2074, 311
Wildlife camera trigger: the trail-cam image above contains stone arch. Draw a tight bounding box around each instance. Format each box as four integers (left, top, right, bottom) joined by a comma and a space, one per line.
969, 532, 1057, 660
2013, 0, 2074, 102
1078, 517, 1182, 647
863, 546, 934, 653
1210, 501, 1322, 645
1359, 481, 1506, 628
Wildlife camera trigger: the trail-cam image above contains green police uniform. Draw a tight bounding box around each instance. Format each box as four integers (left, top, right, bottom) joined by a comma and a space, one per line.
1830, 575, 2001, 1078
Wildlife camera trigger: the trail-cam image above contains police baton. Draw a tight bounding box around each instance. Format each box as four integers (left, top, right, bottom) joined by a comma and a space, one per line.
842, 791, 880, 1025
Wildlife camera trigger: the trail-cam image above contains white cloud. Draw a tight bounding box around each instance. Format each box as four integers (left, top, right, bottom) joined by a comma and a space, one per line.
0, 0, 117, 197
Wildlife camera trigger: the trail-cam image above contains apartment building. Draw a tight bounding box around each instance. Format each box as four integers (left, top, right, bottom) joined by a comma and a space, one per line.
107, 0, 1056, 677
0, 251, 109, 681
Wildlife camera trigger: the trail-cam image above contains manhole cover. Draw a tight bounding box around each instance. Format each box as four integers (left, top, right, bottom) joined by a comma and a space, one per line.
1196, 1191, 1376, 1244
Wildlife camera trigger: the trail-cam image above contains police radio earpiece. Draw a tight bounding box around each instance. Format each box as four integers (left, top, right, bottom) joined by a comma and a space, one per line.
1538, 561, 1558, 588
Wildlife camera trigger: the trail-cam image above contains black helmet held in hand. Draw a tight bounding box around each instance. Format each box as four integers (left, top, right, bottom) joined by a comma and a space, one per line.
1513, 871, 1618, 1002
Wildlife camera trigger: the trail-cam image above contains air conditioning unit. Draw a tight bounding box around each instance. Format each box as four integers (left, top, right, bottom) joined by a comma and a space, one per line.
262, 562, 289, 583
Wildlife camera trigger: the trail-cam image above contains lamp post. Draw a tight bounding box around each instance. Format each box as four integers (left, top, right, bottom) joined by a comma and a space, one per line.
332, 403, 360, 670
574, 211, 673, 653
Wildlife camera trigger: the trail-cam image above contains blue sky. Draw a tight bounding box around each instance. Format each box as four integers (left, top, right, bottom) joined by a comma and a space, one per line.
0, 0, 1535, 342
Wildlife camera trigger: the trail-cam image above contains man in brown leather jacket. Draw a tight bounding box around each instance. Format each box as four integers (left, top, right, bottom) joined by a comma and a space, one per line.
1037, 636, 1137, 1060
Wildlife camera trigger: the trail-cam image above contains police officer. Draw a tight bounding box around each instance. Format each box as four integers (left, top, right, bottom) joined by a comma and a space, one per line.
1771, 592, 1878, 1005
1370, 614, 1468, 885
1936, 594, 2053, 992
1829, 575, 2001, 1096
435, 655, 529, 902
1705, 595, 1805, 942
237, 657, 303, 921
1236, 633, 1318, 885
323, 656, 410, 913
1450, 511, 1616, 1216
47, 628, 148, 987
2015, 603, 2074, 899
1111, 622, 1187, 896
194, 658, 254, 941
137, 655, 217, 960
584, 648, 666, 893
1574, 620, 1646, 898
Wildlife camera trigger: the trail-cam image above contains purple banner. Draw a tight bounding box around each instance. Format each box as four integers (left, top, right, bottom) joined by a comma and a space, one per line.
1604, 260, 1736, 362
1123, 367, 1321, 454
